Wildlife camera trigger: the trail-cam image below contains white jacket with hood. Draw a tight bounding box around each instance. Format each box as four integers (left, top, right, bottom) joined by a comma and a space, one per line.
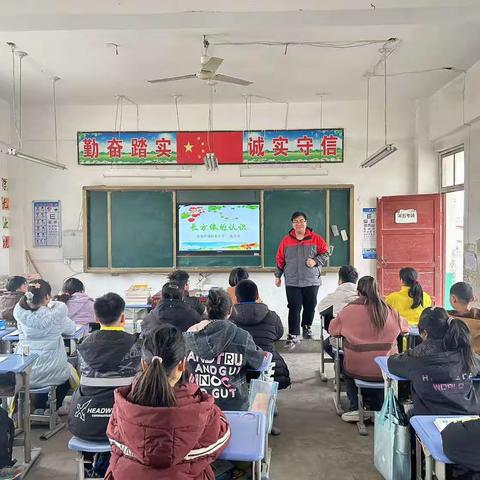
317, 282, 359, 317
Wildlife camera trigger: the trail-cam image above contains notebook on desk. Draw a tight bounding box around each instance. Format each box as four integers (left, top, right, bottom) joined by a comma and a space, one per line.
434, 416, 479, 432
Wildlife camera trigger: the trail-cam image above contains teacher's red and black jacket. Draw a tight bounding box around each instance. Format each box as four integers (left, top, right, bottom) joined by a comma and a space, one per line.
275, 228, 329, 288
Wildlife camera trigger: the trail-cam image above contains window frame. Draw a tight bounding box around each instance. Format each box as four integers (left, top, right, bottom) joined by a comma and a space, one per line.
440, 146, 464, 193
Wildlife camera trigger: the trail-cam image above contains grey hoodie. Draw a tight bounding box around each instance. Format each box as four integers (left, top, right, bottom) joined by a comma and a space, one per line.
184, 320, 265, 411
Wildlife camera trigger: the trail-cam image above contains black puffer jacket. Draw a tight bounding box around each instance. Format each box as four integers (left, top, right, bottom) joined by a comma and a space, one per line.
142, 299, 201, 335
230, 303, 291, 390
442, 419, 480, 474
68, 329, 142, 441
388, 338, 479, 416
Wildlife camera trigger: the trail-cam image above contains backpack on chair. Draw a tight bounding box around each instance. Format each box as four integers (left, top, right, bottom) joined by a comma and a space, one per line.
0, 406, 15, 468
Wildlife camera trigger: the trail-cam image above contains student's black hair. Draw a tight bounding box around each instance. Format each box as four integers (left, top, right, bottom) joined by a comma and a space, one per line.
419, 307, 477, 371
168, 270, 190, 290
399, 267, 424, 309
338, 266, 359, 284
357, 276, 388, 330
6, 275, 27, 292
207, 288, 232, 320
18, 280, 52, 311
450, 282, 474, 305
162, 281, 184, 301
94, 292, 125, 326
235, 279, 258, 303
55, 277, 85, 303
228, 267, 250, 287
291, 211, 307, 222
128, 326, 186, 407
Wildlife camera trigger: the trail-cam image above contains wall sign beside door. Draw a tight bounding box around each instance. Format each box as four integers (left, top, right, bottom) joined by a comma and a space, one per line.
395, 209, 417, 224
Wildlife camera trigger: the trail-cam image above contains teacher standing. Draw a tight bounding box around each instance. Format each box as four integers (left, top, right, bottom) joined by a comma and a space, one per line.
274, 211, 329, 349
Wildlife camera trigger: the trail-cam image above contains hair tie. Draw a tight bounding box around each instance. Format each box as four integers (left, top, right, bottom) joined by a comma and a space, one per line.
25, 291, 34, 301
29, 282, 41, 289
151, 356, 163, 365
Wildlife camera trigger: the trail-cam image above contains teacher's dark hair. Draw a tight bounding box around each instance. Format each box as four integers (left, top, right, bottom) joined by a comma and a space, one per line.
419, 307, 476, 372
291, 211, 307, 222
400, 267, 424, 309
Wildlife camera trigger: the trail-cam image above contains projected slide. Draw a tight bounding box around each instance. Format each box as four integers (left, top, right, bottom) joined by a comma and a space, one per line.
178, 204, 260, 254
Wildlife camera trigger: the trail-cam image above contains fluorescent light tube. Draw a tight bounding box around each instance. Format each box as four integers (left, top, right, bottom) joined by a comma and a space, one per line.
103, 169, 192, 178
361, 144, 397, 168
240, 165, 328, 177
12, 151, 67, 170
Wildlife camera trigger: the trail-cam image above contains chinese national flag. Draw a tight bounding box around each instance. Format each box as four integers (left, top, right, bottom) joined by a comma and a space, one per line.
176, 131, 243, 164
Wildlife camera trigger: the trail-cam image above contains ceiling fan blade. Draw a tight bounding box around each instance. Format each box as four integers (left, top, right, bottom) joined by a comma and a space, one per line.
147, 74, 196, 84
201, 56, 224, 74
214, 74, 253, 86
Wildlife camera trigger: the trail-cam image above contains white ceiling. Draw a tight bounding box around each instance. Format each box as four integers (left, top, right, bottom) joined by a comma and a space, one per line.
0, 0, 479, 105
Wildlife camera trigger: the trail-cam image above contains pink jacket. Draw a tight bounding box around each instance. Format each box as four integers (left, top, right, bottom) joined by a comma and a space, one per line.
329, 298, 409, 381
67, 292, 95, 325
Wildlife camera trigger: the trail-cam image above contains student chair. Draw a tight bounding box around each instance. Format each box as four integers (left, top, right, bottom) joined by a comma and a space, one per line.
68, 436, 111, 480
30, 385, 65, 439
354, 379, 384, 436
332, 336, 344, 415
319, 307, 334, 382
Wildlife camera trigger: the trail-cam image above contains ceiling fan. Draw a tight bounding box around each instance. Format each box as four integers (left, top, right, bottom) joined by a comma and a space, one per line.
148, 36, 253, 87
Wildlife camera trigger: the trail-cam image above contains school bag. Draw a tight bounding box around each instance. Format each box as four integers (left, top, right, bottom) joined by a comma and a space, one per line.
0, 406, 15, 468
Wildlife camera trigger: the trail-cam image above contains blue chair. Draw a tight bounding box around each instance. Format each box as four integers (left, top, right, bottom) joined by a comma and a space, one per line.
30, 385, 65, 439
68, 436, 111, 480
354, 379, 384, 436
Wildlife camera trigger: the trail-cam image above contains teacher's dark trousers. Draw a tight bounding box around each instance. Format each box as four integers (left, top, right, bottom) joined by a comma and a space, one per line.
285, 285, 319, 336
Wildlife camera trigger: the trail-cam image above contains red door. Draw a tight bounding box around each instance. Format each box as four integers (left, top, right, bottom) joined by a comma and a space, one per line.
377, 194, 443, 305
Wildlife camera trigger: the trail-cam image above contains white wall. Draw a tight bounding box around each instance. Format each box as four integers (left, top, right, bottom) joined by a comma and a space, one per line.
421, 60, 480, 299
7, 98, 416, 325
0, 98, 11, 276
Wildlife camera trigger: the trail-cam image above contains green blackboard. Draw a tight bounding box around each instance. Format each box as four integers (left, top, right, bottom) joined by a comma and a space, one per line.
110, 191, 173, 268
86, 191, 108, 268
329, 189, 350, 266
84, 187, 350, 271
263, 190, 327, 268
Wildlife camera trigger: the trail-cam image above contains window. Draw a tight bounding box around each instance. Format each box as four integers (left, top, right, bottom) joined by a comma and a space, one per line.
441, 148, 464, 189
440, 147, 464, 308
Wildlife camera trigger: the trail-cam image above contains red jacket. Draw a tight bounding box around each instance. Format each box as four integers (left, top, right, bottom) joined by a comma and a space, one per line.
105, 383, 230, 480
275, 228, 328, 287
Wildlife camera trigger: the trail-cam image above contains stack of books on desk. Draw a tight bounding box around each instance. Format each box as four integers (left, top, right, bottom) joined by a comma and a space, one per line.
125, 284, 151, 304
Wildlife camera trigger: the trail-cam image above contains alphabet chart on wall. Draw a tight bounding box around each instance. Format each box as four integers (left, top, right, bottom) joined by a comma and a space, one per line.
33, 201, 62, 247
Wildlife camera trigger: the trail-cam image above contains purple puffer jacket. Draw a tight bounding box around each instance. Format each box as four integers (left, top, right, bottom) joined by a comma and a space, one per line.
66, 292, 95, 325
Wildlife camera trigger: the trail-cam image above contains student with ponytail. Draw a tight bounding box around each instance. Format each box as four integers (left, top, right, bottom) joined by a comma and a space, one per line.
389, 307, 479, 416
14, 280, 76, 413
386, 267, 432, 326
185, 288, 265, 411
329, 276, 409, 422
106, 326, 230, 480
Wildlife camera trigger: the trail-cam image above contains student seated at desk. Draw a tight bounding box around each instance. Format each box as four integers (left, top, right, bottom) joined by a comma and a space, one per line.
442, 418, 480, 477
68, 293, 141, 440
386, 267, 432, 327
0, 275, 27, 327
328, 276, 409, 423
169, 269, 206, 317
230, 279, 291, 390
448, 281, 480, 354
388, 307, 479, 416
54, 278, 95, 326
13, 280, 76, 414
185, 288, 265, 411
143, 281, 201, 335
106, 326, 230, 480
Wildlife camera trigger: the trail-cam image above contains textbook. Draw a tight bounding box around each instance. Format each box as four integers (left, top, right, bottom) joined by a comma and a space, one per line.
434, 416, 479, 432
